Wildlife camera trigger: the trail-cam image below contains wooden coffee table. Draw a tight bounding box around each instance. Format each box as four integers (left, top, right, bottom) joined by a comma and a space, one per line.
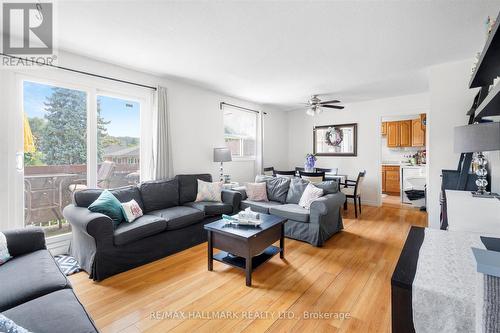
204, 214, 287, 286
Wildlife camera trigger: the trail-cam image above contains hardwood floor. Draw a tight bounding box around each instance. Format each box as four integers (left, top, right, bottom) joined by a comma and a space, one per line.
69, 204, 427, 333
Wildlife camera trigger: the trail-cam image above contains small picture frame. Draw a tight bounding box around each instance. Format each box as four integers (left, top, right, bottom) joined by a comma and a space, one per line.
313, 123, 357, 156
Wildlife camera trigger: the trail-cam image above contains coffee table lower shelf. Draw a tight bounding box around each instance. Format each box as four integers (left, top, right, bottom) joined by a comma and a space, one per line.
213, 246, 281, 271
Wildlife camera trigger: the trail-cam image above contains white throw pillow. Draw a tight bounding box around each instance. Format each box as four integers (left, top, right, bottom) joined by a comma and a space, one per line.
195, 179, 223, 202
298, 183, 324, 209
120, 199, 143, 223
0, 232, 11, 265
246, 182, 269, 202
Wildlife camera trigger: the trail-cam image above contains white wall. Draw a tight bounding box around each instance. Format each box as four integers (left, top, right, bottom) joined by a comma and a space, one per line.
262, 107, 289, 170
426, 59, 479, 229
287, 93, 429, 206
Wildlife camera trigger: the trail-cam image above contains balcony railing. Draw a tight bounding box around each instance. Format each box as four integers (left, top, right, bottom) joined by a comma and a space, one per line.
24, 163, 139, 237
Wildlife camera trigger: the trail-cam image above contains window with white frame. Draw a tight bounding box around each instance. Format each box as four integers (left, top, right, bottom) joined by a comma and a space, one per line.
223, 108, 257, 159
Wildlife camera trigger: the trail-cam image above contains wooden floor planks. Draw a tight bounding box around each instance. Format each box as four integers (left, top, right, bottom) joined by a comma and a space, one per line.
69, 203, 427, 333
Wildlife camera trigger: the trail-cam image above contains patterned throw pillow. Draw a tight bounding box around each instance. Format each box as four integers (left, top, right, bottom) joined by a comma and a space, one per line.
246, 182, 269, 202
120, 199, 143, 223
195, 179, 223, 202
298, 183, 324, 209
0, 232, 11, 265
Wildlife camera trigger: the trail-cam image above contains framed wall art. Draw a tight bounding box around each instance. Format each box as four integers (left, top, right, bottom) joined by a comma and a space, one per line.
313, 123, 357, 156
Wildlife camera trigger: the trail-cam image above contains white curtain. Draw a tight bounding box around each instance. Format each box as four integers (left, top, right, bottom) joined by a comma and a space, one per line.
154, 86, 173, 179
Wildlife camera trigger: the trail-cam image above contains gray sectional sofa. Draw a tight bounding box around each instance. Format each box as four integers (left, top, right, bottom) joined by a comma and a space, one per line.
238, 176, 346, 246
64, 174, 242, 281
0, 228, 98, 333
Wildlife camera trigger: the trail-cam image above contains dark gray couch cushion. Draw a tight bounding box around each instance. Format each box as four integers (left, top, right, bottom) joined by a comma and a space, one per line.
113, 215, 167, 246
269, 204, 310, 223
184, 201, 233, 216
286, 177, 309, 204
175, 174, 212, 204
74, 186, 144, 209
255, 175, 290, 203
139, 179, 179, 213
315, 180, 339, 194
240, 200, 283, 214
3, 289, 98, 333
149, 206, 205, 230
0, 250, 70, 311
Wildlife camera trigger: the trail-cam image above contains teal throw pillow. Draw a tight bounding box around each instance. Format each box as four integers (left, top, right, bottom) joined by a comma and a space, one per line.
88, 190, 124, 228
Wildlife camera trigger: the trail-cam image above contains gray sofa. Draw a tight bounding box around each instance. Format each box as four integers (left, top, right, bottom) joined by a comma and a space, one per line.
0, 228, 98, 333
238, 176, 346, 246
64, 174, 242, 281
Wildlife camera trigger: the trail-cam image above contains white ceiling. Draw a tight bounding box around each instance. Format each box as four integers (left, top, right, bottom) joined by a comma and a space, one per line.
54, 1, 499, 107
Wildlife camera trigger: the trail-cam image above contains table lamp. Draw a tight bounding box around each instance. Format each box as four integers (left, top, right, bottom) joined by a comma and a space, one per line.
213, 147, 232, 182
454, 122, 500, 197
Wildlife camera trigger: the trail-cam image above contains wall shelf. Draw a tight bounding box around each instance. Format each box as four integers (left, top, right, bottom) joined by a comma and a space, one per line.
469, 12, 500, 89
475, 82, 500, 119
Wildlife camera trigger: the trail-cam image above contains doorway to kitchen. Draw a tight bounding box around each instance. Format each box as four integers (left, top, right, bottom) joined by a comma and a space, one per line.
380, 114, 427, 209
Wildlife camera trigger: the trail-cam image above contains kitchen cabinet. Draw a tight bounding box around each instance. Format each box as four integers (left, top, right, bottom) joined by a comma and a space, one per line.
382, 165, 400, 195
386, 122, 400, 147
411, 118, 425, 147
381, 122, 387, 136
399, 120, 412, 147
383, 117, 426, 148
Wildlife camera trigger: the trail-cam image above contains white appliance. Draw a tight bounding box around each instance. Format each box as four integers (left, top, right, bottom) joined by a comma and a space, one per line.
401, 165, 426, 207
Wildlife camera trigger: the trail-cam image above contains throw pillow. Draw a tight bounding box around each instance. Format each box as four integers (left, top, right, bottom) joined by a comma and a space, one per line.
195, 179, 222, 202
255, 175, 290, 203
88, 190, 124, 228
286, 177, 309, 204
246, 182, 268, 201
265, 177, 291, 203
0, 232, 11, 265
315, 180, 339, 194
298, 183, 324, 209
120, 199, 143, 223
0, 314, 32, 333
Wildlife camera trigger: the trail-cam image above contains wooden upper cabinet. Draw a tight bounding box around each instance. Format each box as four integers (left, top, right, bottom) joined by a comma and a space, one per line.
381, 122, 387, 136
399, 120, 412, 147
386, 122, 400, 147
411, 118, 425, 147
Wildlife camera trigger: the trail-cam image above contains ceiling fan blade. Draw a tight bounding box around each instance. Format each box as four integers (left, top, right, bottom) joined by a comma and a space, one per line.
321, 105, 344, 109
319, 99, 340, 104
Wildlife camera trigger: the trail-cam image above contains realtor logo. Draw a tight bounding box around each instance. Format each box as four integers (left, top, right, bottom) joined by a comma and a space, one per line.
3, 2, 53, 54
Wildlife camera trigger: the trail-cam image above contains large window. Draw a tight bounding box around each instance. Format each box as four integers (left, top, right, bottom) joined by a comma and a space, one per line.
97, 95, 141, 188
23, 81, 88, 237
223, 108, 257, 158
23, 80, 144, 237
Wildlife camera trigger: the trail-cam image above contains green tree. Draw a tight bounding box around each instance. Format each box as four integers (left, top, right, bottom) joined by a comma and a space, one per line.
40, 88, 108, 165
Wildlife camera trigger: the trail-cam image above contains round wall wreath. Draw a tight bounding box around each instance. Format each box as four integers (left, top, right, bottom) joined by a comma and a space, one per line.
325, 127, 343, 147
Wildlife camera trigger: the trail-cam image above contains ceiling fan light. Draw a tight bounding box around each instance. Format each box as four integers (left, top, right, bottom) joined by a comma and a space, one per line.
306, 107, 315, 116
315, 107, 323, 114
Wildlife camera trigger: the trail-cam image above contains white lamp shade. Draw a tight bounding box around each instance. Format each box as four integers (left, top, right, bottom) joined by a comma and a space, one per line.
454, 122, 500, 153
213, 147, 232, 162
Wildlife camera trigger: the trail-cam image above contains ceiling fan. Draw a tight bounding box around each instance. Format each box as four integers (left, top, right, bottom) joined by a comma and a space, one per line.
304, 95, 344, 116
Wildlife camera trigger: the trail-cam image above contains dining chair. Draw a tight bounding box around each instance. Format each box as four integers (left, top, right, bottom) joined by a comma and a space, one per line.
273, 170, 296, 178
69, 161, 115, 192
299, 171, 325, 183
263, 167, 274, 176
340, 170, 366, 218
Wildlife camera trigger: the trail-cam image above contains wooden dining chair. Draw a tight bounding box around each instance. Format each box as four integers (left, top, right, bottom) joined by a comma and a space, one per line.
273, 170, 296, 178
341, 171, 366, 218
299, 171, 325, 183
263, 167, 274, 176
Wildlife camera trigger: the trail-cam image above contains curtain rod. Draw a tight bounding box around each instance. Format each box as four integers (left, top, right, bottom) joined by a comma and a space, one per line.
0, 53, 158, 91
220, 101, 267, 115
